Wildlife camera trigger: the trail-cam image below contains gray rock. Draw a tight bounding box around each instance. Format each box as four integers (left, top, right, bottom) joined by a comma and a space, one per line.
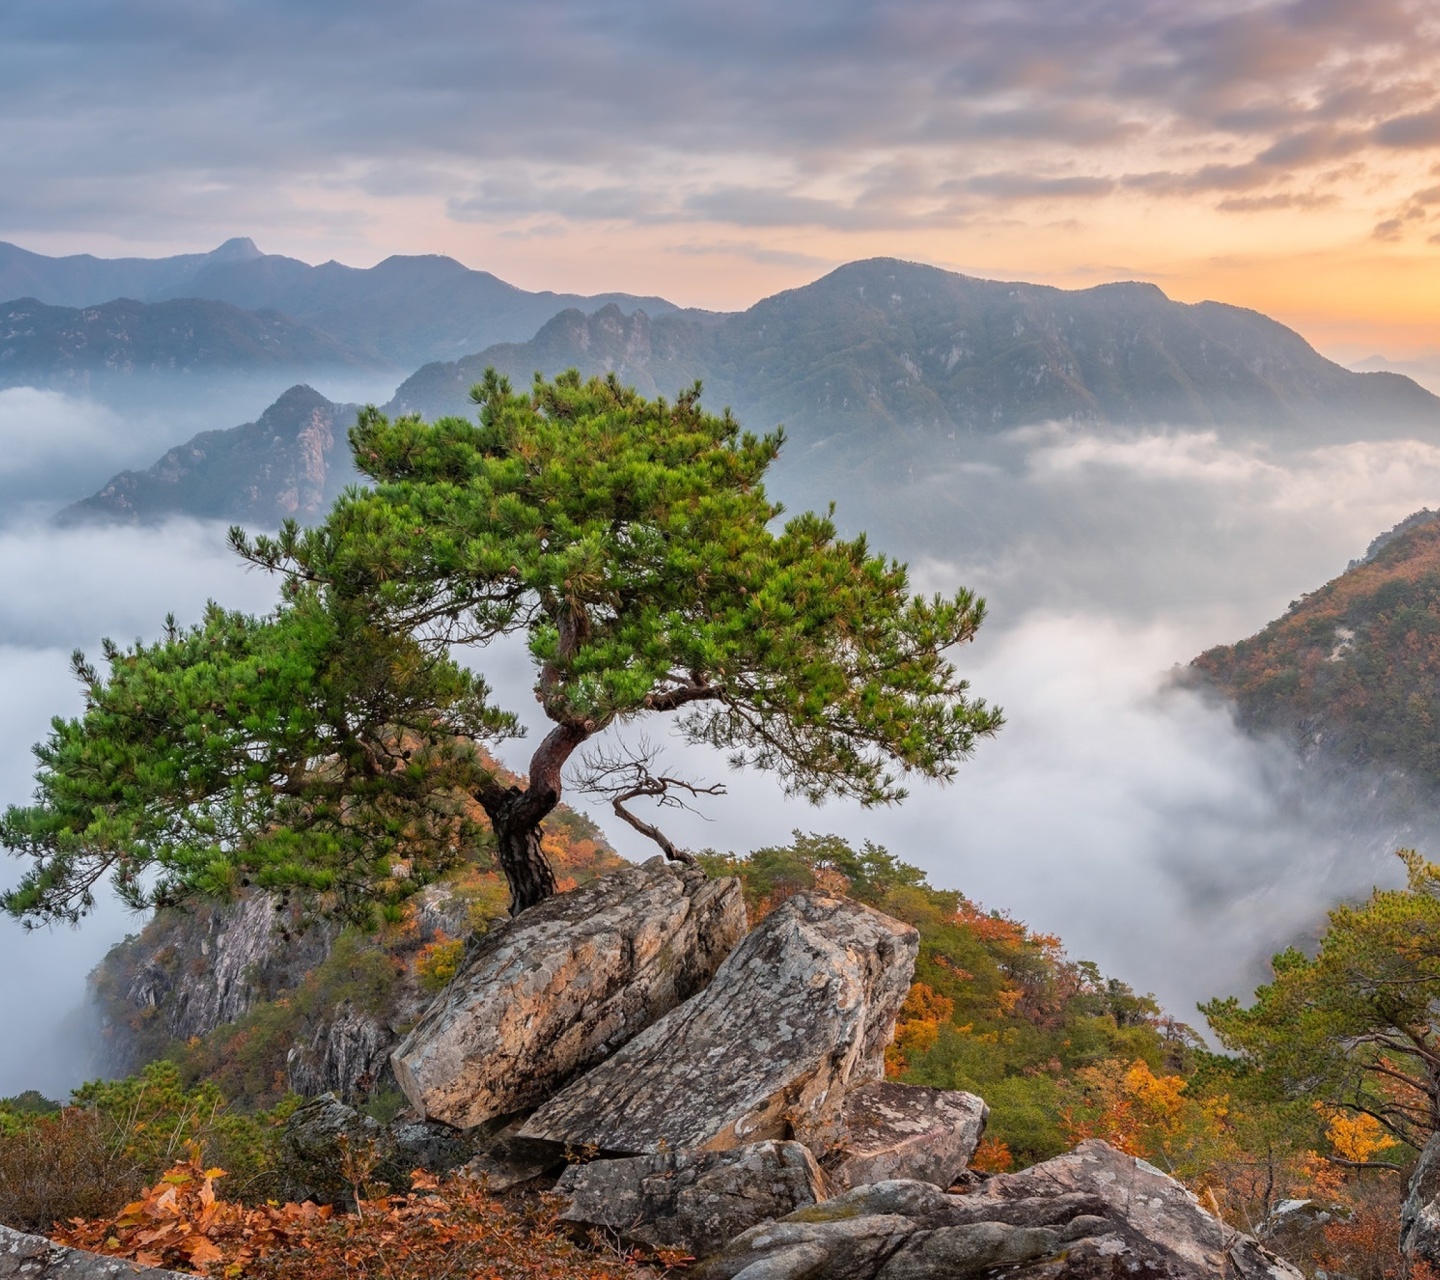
392, 858, 744, 1129
1403, 1131, 1440, 1266
692, 1142, 1303, 1279
0, 1223, 188, 1278
555, 1140, 831, 1258
520, 892, 919, 1156
825, 1082, 987, 1189
386, 1115, 482, 1178
968, 1140, 1301, 1277
280, 1093, 485, 1204
462, 1121, 567, 1192
279, 1092, 387, 1205
285, 1001, 394, 1100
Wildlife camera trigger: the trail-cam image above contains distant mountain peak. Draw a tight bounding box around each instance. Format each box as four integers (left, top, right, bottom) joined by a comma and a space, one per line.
209, 237, 263, 262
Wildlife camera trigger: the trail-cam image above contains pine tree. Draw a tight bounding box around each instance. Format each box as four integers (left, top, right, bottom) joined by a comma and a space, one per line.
3, 371, 1001, 921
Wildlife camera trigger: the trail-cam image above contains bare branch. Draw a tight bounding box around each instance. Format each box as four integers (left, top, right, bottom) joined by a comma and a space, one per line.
570, 739, 724, 866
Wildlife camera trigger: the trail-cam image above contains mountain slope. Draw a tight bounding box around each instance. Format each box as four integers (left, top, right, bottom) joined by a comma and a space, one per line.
0, 237, 265, 309
0, 296, 368, 388
62, 258, 1440, 529
0, 238, 682, 368
1191, 510, 1440, 786
388, 258, 1440, 455
58, 385, 360, 526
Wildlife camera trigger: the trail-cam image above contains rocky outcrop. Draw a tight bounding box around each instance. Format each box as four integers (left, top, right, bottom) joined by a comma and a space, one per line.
692, 1142, 1302, 1279
279, 1093, 484, 1205
392, 858, 745, 1129
99, 894, 337, 1069
1402, 1131, 1440, 1265
0, 1223, 188, 1278
555, 1141, 830, 1258
824, 1083, 987, 1190
520, 892, 919, 1156
94, 879, 478, 1099
285, 1004, 395, 1101
463, 1124, 567, 1192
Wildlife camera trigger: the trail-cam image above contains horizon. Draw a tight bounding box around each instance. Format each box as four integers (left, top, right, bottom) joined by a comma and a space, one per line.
2, 233, 1428, 382
6, 2, 1440, 363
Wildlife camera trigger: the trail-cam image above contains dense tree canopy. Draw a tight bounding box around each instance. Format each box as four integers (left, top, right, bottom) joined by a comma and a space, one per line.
3, 370, 1001, 920
1203, 850, 1440, 1152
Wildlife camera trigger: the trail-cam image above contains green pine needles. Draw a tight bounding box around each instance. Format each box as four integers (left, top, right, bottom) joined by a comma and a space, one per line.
3, 370, 1001, 922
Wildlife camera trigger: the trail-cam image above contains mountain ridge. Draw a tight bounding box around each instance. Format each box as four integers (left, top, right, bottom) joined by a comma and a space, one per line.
388, 258, 1440, 458
0, 239, 683, 368
0, 296, 370, 388
1191, 511, 1440, 791
58, 384, 360, 527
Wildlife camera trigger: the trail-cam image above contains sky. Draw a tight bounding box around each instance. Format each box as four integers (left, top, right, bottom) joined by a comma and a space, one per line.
4, 0, 1440, 360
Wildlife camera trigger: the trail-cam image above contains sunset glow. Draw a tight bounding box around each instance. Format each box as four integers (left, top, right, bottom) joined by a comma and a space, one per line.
5, 1, 1440, 356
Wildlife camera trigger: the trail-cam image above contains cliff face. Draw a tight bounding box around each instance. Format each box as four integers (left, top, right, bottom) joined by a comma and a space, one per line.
91, 808, 622, 1105
59, 384, 361, 527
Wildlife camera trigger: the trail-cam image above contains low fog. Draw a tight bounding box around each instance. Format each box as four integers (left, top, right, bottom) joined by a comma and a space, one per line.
6, 389, 1440, 1094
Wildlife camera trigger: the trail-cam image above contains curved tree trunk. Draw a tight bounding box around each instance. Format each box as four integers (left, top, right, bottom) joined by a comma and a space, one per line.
477, 721, 589, 915
491, 792, 559, 915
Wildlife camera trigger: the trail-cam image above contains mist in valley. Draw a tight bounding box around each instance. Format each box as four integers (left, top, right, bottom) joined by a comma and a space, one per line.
5, 389, 1440, 1092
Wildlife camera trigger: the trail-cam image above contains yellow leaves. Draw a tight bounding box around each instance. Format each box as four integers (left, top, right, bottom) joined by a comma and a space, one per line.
414, 934, 465, 993
886, 981, 956, 1076
1123, 1060, 1188, 1122
1061, 1058, 1229, 1177
1323, 1109, 1399, 1164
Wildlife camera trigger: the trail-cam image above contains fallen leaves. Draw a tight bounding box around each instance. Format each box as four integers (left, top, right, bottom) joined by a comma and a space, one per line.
55, 1147, 661, 1278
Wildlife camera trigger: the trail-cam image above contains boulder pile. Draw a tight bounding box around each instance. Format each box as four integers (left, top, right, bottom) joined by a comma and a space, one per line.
377, 857, 1301, 1275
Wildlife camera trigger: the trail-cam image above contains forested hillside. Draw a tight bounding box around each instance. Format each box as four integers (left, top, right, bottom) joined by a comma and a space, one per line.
1192, 509, 1440, 788
389, 258, 1440, 454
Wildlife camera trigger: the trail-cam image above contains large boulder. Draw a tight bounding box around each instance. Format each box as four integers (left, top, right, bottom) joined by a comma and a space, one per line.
691, 1141, 1303, 1279
824, 1083, 988, 1190
1402, 1131, 1440, 1265
967, 1141, 1300, 1277
554, 1140, 831, 1258
0, 1223, 189, 1278
520, 892, 919, 1156
391, 857, 745, 1128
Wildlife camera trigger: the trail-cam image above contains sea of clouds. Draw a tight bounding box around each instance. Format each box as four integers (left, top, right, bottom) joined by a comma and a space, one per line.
5, 388, 1440, 1093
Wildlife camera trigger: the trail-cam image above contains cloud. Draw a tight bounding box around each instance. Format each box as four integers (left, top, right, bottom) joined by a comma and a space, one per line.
4, 0, 1440, 252
1216, 191, 1337, 212
462, 422, 1440, 1025
1374, 107, 1440, 149
0, 514, 281, 1096
8, 388, 1440, 1085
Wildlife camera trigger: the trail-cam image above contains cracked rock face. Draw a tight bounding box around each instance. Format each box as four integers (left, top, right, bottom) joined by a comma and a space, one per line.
1402, 1131, 1440, 1266
691, 1141, 1303, 1279
555, 1140, 831, 1259
824, 1082, 988, 1190
519, 892, 919, 1156
391, 858, 745, 1129
0, 1222, 189, 1278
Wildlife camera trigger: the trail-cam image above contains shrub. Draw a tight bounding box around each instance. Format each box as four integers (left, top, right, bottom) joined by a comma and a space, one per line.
0, 1107, 138, 1233
57, 1153, 658, 1278
0, 1061, 292, 1232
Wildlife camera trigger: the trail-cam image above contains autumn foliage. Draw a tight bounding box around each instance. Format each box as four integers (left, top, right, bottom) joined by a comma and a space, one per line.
57, 1151, 656, 1279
